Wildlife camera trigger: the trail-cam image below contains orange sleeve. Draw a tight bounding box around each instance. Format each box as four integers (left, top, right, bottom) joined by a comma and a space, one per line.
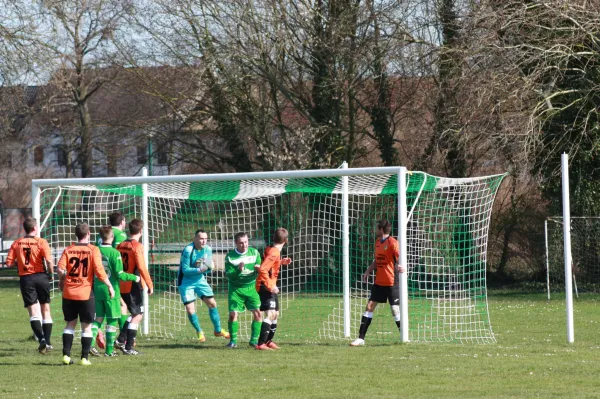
92, 246, 107, 281
57, 250, 68, 272
135, 244, 153, 290
393, 240, 400, 263
40, 239, 52, 263
5, 242, 17, 266
258, 255, 278, 290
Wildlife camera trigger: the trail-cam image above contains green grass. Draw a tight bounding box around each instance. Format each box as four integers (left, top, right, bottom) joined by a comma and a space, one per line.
1, 279, 600, 399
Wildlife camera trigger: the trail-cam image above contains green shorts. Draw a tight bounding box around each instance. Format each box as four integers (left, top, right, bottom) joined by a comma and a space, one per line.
95, 296, 122, 319
228, 285, 261, 313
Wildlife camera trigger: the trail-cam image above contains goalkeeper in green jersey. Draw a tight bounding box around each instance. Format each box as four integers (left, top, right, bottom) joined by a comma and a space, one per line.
90, 226, 139, 356
225, 232, 266, 349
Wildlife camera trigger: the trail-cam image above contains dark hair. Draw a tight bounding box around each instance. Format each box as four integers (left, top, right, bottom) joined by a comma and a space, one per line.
234, 232, 248, 243
195, 229, 207, 237
23, 217, 37, 234
129, 219, 143, 235
99, 225, 114, 243
272, 228, 288, 245
75, 223, 90, 240
377, 220, 392, 235
108, 212, 125, 227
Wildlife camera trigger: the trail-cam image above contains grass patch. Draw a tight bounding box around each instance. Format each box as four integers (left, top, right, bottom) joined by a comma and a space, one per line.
1, 280, 599, 398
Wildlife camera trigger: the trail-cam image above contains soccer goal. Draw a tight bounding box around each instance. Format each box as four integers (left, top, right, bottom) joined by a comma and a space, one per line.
32, 166, 505, 344
545, 216, 600, 299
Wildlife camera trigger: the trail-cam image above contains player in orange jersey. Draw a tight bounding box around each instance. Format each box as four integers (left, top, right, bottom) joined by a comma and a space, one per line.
350, 220, 405, 346
255, 228, 292, 350
57, 222, 115, 365
5, 217, 55, 354
115, 219, 153, 355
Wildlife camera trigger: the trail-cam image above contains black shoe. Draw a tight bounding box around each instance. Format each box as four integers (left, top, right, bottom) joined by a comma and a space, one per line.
38, 339, 47, 354
46, 344, 54, 352
114, 340, 126, 352
225, 342, 238, 349
104, 352, 119, 357
123, 348, 140, 355
89, 347, 101, 357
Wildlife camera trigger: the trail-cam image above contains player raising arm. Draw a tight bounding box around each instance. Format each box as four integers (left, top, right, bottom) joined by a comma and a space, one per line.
256, 228, 292, 350
178, 229, 229, 342
116, 219, 154, 355
57, 222, 115, 365
224, 232, 264, 349
89, 226, 139, 357
5, 217, 55, 354
350, 220, 405, 347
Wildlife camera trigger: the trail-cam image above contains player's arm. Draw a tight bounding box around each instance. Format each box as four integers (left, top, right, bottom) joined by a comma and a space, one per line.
179, 247, 203, 276
135, 245, 153, 295
393, 241, 404, 273
4, 243, 17, 268
201, 248, 214, 276
41, 240, 55, 280
92, 248, 115, 298
115, 256, 139, 282
362, 260, 377, 283
57, 250, 68, 291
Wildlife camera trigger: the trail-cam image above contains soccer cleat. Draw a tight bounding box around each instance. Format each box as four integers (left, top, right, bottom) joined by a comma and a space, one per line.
89, 347, 101, 357
104, 352, 119, 357
255, 344, 273, 351
62, 355, 74, 365
225, 342, 238, 349
266, 341, 280, 350
198, 331, 206, 342
96, 329, 106, 349
45, 344, 54, 352
123, 348, 140, 355
80, 358, 92, 366
349, 338, 365, 347
38, 339, 47, 354
114, 340, 126, 352
214, 330, 230, 339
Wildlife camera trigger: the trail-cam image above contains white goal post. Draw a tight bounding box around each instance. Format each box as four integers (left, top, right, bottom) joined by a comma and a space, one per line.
32, 166, 505, 344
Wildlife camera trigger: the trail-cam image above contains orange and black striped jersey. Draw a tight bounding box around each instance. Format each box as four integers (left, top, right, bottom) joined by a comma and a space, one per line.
374, 236, 400, 287
256, 246, 281, 291
5, 236, 52, 277
117, 239, 153, 294
58, 243, 107, 300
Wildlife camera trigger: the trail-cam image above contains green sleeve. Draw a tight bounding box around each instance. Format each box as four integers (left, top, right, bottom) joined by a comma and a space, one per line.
114, 254, 137, 281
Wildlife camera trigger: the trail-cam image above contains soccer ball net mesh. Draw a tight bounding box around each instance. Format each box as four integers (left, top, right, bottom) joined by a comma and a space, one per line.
38, 171, 505, 343
546, 217, 600, 296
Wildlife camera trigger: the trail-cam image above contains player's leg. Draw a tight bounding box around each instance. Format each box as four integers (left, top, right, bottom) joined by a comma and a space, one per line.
20, 275, 45, 350
79, 298, 96, 364
257, 285, 277, 347
199, 282, 229, 339
37, 274, 53, 350
244, 286, 263, 348
124, 285, 144, 353
116, 294, 132, 349
388, 286, 401, 331
90, 298, 106, 356
227, 289, 244, 347
180, 283, 203, 340
104, 318, 119, 356
351, 284, 385, 346
265, 294, 280, 348
61, 298, 78, 365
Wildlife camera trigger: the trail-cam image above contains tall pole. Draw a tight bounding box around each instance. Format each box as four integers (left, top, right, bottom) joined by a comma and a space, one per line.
148, 138, 153, 176
142, 167, 150, 335
398, 167, 409, 342
544, 219, 551, 301
561, 153, 574, 343
341, 162, 350, 337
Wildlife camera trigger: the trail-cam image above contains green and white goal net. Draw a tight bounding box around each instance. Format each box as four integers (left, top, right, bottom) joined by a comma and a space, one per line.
34, 167, 505, 344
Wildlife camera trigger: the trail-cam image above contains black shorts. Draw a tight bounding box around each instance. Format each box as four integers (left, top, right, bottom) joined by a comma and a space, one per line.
62, 297, 95, 323
19, 273, 51, 308
369, 284, 400, 305
258, 284, 279, 311
122, 284, 144, 316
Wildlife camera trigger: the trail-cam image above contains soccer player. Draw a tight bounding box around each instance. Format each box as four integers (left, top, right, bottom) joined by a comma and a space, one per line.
178, 229, 230, 342
89, 226, 139, 357
350, 220, 405, 347
224, 232, 264, 349
5, 217, 55, 354
256, 228, 292, 349
116, 219, 154, 355
57, 222, 115, 365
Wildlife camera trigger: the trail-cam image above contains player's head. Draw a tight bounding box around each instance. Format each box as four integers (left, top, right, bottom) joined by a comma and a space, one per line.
234, 232, 249, 253
376, 220, 392, 237
99, 225, 114, 245
108, 211, 126, 229
194, 229, 208, 249
23, 217, 38, 235
75, 222, 91, 241
129, 219, 143, 236
273, 228, 288, 245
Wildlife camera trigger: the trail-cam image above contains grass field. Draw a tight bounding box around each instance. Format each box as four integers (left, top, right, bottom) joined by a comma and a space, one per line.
1, 279, 600, 399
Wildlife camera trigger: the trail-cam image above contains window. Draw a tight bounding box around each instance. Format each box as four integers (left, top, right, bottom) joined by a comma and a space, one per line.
34, 146, 44, 166
155, 145, 168, 166
137, 145, 147, 165
56, 145, 68, 167
107, 153, 117, 176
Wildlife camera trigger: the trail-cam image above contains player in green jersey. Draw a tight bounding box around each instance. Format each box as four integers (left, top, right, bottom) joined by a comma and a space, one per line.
225, 232, 266, 349
90, 226, 139, 356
